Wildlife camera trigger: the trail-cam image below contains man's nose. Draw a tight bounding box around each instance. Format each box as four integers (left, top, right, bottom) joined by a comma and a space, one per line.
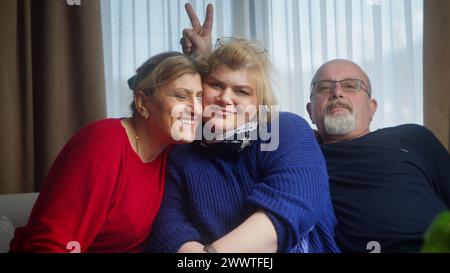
331, 82, 345, 99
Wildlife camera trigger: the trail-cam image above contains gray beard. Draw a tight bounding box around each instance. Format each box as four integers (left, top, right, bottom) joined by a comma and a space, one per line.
324, 112, 355, 136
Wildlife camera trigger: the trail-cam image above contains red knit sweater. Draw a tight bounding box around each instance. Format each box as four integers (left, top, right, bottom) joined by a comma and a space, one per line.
10, 119, 169, 253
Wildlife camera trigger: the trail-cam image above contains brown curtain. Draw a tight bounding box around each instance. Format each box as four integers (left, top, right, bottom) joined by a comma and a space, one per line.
424, 0, 450, 151
0, 0, 106, 194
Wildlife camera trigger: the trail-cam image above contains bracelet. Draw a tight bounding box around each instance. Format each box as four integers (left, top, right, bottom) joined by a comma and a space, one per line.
203, 244, 219, 253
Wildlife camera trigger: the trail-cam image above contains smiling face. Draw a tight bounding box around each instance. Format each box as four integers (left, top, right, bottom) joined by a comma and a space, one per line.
307, 60, 378, 143
147, 73, 203, 143
202, 64, 259, 134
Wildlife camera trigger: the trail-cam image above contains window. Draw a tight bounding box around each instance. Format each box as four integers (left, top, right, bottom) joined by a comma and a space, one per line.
101, 0, 423, 130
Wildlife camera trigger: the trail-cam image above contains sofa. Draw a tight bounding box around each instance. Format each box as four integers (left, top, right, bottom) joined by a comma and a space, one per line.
0, 192, 39, 252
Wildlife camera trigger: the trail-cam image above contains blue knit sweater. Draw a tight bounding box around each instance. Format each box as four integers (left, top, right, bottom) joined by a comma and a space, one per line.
147, 112, 339, 253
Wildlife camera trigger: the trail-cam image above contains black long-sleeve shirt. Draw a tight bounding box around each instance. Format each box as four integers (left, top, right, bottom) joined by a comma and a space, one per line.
321, 124, 450, 253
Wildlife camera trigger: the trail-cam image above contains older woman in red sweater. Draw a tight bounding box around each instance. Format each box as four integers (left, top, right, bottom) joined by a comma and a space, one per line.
10, 52, 202, 252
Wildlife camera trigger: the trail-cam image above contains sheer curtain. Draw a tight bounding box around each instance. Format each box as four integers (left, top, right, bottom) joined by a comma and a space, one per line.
100, 0, 423, 130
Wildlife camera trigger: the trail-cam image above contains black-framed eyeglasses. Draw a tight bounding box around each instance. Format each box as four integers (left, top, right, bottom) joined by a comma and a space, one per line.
215, 37, 267, 55
310, 79, 371, 98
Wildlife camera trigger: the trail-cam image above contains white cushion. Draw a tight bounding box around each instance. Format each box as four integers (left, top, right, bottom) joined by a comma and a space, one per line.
0, 192, 39, 227
0, 215, 15, 253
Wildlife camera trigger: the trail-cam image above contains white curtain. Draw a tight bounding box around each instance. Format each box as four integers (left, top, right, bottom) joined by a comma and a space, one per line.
100, 0, 423, 131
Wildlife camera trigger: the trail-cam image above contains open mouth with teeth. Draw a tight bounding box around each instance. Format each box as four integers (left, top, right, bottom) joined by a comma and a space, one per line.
180, 118, 196, 126
171, 117, 199, 142
177, 115, 198, 125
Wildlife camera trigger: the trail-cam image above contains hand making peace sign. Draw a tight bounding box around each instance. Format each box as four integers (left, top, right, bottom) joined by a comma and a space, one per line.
181, 3, 214, 57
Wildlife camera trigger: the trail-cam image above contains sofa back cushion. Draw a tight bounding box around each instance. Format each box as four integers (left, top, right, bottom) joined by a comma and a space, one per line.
0, 215, 15, 253
0, 192, 39, 228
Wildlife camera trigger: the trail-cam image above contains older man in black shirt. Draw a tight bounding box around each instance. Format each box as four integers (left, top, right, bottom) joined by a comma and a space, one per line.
307, 59, 450, 252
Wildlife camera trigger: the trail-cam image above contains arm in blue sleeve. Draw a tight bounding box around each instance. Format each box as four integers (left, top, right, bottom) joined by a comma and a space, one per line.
246, 112, 331, 252
146, 156, 204, 252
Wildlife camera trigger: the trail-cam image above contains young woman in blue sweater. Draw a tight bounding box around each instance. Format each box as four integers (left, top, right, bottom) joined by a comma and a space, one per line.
146, 33, 339, 252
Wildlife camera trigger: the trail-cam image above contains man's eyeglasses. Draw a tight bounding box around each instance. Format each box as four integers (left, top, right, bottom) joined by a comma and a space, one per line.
310, 79, 371, 98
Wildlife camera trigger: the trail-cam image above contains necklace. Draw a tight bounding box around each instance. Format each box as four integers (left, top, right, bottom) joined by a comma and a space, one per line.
132, 118, 140, 157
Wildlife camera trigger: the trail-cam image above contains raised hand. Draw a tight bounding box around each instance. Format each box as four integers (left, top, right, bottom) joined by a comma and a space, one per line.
181, 3, 214, 57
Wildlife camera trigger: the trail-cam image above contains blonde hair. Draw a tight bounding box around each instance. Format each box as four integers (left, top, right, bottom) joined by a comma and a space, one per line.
201, 38, 278, 108
129, 52, 199, 115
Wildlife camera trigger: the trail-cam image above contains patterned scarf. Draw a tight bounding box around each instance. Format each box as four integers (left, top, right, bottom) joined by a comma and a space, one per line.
198, 121, 259, 155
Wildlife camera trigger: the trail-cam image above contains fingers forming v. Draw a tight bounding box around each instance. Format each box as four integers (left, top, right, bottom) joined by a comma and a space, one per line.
185, 3, 201, 31
185, 3, 214, 35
